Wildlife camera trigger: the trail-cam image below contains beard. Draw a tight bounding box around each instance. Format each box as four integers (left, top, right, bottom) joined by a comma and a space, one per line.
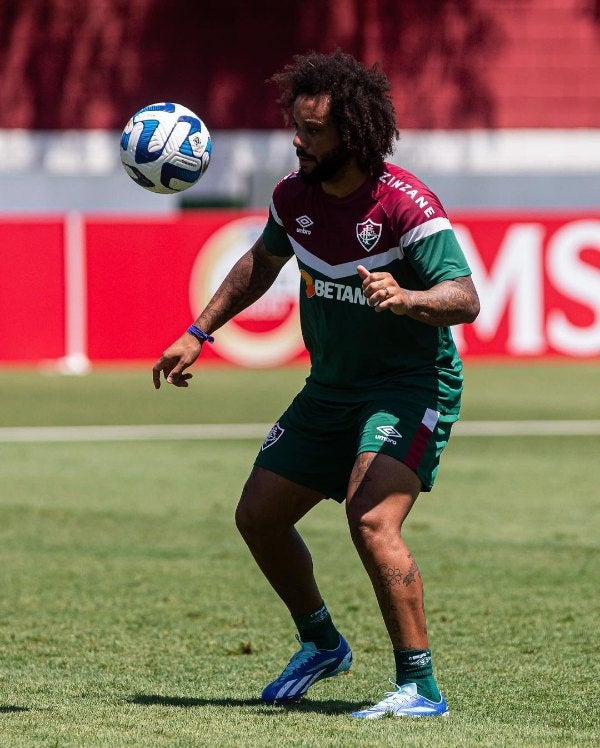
297, 144, 352, 184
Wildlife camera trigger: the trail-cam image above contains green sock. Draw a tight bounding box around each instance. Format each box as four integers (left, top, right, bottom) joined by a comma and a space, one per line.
293, 602, 340, 650
393, 648, 441, 702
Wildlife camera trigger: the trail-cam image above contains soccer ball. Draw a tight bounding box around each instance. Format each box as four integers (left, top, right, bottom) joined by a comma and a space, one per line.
120, 102, 211, 194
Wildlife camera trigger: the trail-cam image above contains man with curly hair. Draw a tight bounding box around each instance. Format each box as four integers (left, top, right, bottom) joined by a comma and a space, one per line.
153, 50, 479, 719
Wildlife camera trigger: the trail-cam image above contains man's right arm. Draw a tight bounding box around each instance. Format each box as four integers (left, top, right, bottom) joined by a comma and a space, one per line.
152, 236, 290, 388
195, 236, 291, 335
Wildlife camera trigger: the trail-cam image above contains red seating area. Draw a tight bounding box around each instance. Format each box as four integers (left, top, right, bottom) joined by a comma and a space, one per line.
0, 0, 599, 130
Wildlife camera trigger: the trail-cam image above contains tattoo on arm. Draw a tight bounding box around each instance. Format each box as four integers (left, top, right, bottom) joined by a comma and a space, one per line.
405, 276, 480, 326
196, 239, 289, 333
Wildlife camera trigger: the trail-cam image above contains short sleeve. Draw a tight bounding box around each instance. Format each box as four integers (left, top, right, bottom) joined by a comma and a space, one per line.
262, 207, 294, 258
406, 229, 471, 287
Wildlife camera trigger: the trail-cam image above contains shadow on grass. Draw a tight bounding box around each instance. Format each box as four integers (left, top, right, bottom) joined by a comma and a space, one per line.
0, 705, 29, 713
130, 694, 362, 715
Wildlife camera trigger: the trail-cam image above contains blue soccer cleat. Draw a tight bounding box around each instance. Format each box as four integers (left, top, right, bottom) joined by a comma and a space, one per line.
261, 634, 352, 704
350, 681, 448, 719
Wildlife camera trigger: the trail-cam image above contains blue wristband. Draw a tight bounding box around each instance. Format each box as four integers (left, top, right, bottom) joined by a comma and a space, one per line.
186, 324, 214, 344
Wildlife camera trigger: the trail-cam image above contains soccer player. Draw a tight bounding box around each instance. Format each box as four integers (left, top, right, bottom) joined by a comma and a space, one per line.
152, 50, 480, 719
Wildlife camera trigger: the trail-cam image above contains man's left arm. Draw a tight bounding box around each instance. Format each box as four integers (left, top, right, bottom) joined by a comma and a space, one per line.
357, 267, 480, 326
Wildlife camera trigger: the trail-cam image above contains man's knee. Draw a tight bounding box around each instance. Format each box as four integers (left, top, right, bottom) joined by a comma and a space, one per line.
235, 466, 324, 542
347, 504, 392, 551
234, 480, 263, 541
234, 473, 293, 542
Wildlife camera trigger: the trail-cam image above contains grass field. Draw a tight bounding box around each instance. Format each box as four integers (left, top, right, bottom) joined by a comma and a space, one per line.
0, 363, 598, 746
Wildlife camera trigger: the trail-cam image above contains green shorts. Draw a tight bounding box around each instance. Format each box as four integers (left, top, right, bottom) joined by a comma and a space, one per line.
254, 389, 458, 502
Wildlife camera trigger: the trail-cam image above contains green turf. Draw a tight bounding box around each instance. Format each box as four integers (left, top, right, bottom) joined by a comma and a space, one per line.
1, 361, 599, 426
0, 365, 308, 427
0, 363, 598, 746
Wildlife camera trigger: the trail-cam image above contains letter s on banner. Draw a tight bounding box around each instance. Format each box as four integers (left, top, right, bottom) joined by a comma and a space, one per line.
547, 220, 600, 356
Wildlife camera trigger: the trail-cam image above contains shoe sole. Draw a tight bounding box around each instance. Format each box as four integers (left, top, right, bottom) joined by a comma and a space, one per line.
395, 710, 449, 719
351, 708, 449, 720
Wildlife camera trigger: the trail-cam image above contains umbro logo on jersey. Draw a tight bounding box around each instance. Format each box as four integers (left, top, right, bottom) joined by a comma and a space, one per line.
261, 422, 285, 450
296, 215, 313, 235
375, 425, 402, 445
356, 218, 382, 252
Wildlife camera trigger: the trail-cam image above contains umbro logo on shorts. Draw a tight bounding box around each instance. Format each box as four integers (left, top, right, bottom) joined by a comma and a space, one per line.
375, 425, 402, 445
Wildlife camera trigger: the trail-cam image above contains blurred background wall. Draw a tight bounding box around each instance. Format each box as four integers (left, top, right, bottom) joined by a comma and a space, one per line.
1, 0, 599, 212
0, 0, 599, 367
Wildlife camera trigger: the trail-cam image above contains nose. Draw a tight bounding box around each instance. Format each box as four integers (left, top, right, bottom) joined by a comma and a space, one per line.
293, 129, 305, 149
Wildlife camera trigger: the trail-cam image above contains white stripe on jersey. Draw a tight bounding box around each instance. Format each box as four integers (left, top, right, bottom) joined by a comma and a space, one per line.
400, 217, 452, 248
269, 199, 284, 226
289, 235, 405, 280
284, 216, 453, 279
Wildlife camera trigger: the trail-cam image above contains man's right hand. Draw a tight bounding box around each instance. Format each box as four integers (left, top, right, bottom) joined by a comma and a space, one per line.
152, 332, 202, 389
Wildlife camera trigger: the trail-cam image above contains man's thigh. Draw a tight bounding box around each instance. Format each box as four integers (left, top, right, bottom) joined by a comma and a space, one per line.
346, 451, 421, 529
237, 465, 325, 529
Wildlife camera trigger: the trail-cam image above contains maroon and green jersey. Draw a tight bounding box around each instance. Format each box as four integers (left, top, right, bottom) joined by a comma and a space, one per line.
261, 163, 472, 414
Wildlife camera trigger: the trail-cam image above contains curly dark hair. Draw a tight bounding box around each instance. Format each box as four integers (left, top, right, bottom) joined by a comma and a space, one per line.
270, 50, 399, 176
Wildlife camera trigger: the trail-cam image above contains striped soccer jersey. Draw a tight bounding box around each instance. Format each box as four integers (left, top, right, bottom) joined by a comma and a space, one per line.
262, 163, 472, 409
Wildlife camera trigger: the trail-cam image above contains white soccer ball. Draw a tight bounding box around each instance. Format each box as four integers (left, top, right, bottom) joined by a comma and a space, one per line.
120, 102, 211, 194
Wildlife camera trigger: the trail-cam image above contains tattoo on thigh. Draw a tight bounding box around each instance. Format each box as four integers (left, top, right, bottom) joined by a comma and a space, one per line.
350, 454, 373, 486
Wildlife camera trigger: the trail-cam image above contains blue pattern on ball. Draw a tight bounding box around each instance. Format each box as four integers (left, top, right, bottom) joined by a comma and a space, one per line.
177, 116, 202, 158
120, 102, 211, 193
135, 119, 165, 163
137, 102, 176, 114
160, 162, 200, 189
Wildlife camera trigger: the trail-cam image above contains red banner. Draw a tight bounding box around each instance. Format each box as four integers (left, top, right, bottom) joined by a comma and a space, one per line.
0, 211, 598, 366
0, 218, 65, 361
453, 214, 600, 358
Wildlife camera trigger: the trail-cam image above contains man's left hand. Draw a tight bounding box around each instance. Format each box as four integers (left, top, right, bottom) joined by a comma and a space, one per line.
357, 265, 408, 315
